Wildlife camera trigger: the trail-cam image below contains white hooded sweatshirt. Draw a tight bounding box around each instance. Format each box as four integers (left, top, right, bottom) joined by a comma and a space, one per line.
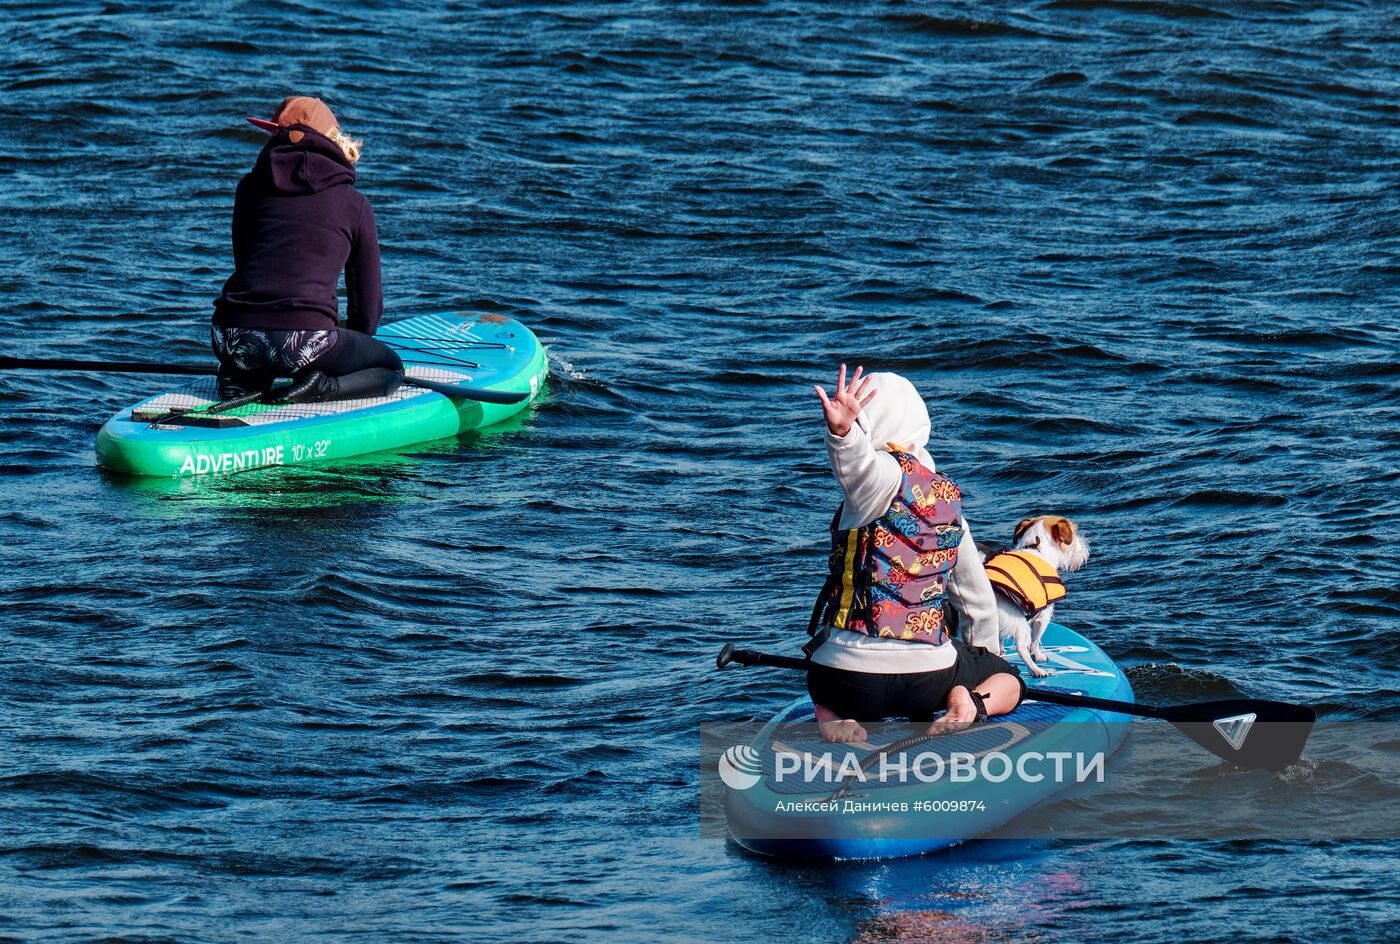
811, 372, 1001, 673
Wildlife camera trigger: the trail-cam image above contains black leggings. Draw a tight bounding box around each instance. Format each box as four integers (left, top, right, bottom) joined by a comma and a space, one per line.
807, 641, 1025, 723
309, 328, 403, 377
211, 326, 403, 398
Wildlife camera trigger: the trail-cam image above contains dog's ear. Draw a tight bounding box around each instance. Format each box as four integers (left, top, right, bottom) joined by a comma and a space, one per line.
1047, 517, 1076, 547
1013, 518, 1038, 543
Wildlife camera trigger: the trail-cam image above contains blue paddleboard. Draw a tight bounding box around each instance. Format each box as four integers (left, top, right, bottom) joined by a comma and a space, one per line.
724, 623, 1132, 860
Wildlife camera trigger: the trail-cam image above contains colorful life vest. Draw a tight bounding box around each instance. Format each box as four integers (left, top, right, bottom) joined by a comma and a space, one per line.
816, 447, 964, 646
983, 550, 1065, 616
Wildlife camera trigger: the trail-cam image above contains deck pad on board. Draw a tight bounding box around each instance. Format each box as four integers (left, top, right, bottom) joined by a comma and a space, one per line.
129, 366, 474, 427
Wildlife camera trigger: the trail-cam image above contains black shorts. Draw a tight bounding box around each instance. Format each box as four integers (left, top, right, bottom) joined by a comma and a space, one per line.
806, 640, 1025, 722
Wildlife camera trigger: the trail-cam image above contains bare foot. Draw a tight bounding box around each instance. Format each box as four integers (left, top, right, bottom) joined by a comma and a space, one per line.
926, 685, 977, 736
819, 718, 868, 743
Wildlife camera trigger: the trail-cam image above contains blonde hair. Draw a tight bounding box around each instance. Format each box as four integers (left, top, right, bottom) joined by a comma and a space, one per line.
328, 127, 363, 164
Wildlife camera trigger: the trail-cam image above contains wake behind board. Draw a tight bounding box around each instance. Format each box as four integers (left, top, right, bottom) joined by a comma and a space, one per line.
724, 623, 1133, 860
95, 312, 547, 477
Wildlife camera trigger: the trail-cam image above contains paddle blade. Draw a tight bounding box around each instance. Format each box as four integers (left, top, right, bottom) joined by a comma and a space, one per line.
1163, 699, 1316, 771
713, 644, 809, 672
405, 376, 528, 405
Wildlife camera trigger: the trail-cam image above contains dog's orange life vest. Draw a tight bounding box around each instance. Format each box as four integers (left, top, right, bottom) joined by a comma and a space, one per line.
983, 550, 1065, 616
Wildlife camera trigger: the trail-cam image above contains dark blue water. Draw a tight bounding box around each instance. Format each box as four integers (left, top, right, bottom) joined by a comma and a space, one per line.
2, 1, 1398, 941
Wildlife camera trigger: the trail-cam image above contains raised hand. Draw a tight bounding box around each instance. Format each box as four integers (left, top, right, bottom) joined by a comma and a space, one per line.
814, 363, 876, 437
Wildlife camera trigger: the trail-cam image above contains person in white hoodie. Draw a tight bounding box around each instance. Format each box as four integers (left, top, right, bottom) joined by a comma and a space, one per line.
808, 365, 1025, 743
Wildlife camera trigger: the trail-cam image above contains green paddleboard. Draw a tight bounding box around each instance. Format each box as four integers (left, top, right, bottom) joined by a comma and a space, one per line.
95, 312, 547, 477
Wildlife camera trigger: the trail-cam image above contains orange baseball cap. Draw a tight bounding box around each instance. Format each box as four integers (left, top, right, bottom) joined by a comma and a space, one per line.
245, 96, 339, 136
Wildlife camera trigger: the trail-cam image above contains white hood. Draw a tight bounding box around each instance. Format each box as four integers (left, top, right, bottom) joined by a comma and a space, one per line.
853, 372, 936, 472
827, 371, 940, 532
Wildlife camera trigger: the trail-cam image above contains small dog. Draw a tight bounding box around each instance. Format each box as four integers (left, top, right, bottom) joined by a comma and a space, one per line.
985, 516, 1090, 677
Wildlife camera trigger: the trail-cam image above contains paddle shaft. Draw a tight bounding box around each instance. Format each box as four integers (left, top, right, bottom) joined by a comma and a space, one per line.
0, 356, 209, 376
716, 642, 1317, 771
0, 356, 528, 406
720, 644, 1172, 722
403, 375, 528, 405
1019, 685, 1170, 720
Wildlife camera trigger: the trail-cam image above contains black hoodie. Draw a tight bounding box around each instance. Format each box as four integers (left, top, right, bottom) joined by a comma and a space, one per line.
213, 125, 383, 334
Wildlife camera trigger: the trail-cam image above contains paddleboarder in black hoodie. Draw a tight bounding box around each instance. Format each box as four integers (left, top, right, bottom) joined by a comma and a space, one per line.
212, 96, 403, 402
